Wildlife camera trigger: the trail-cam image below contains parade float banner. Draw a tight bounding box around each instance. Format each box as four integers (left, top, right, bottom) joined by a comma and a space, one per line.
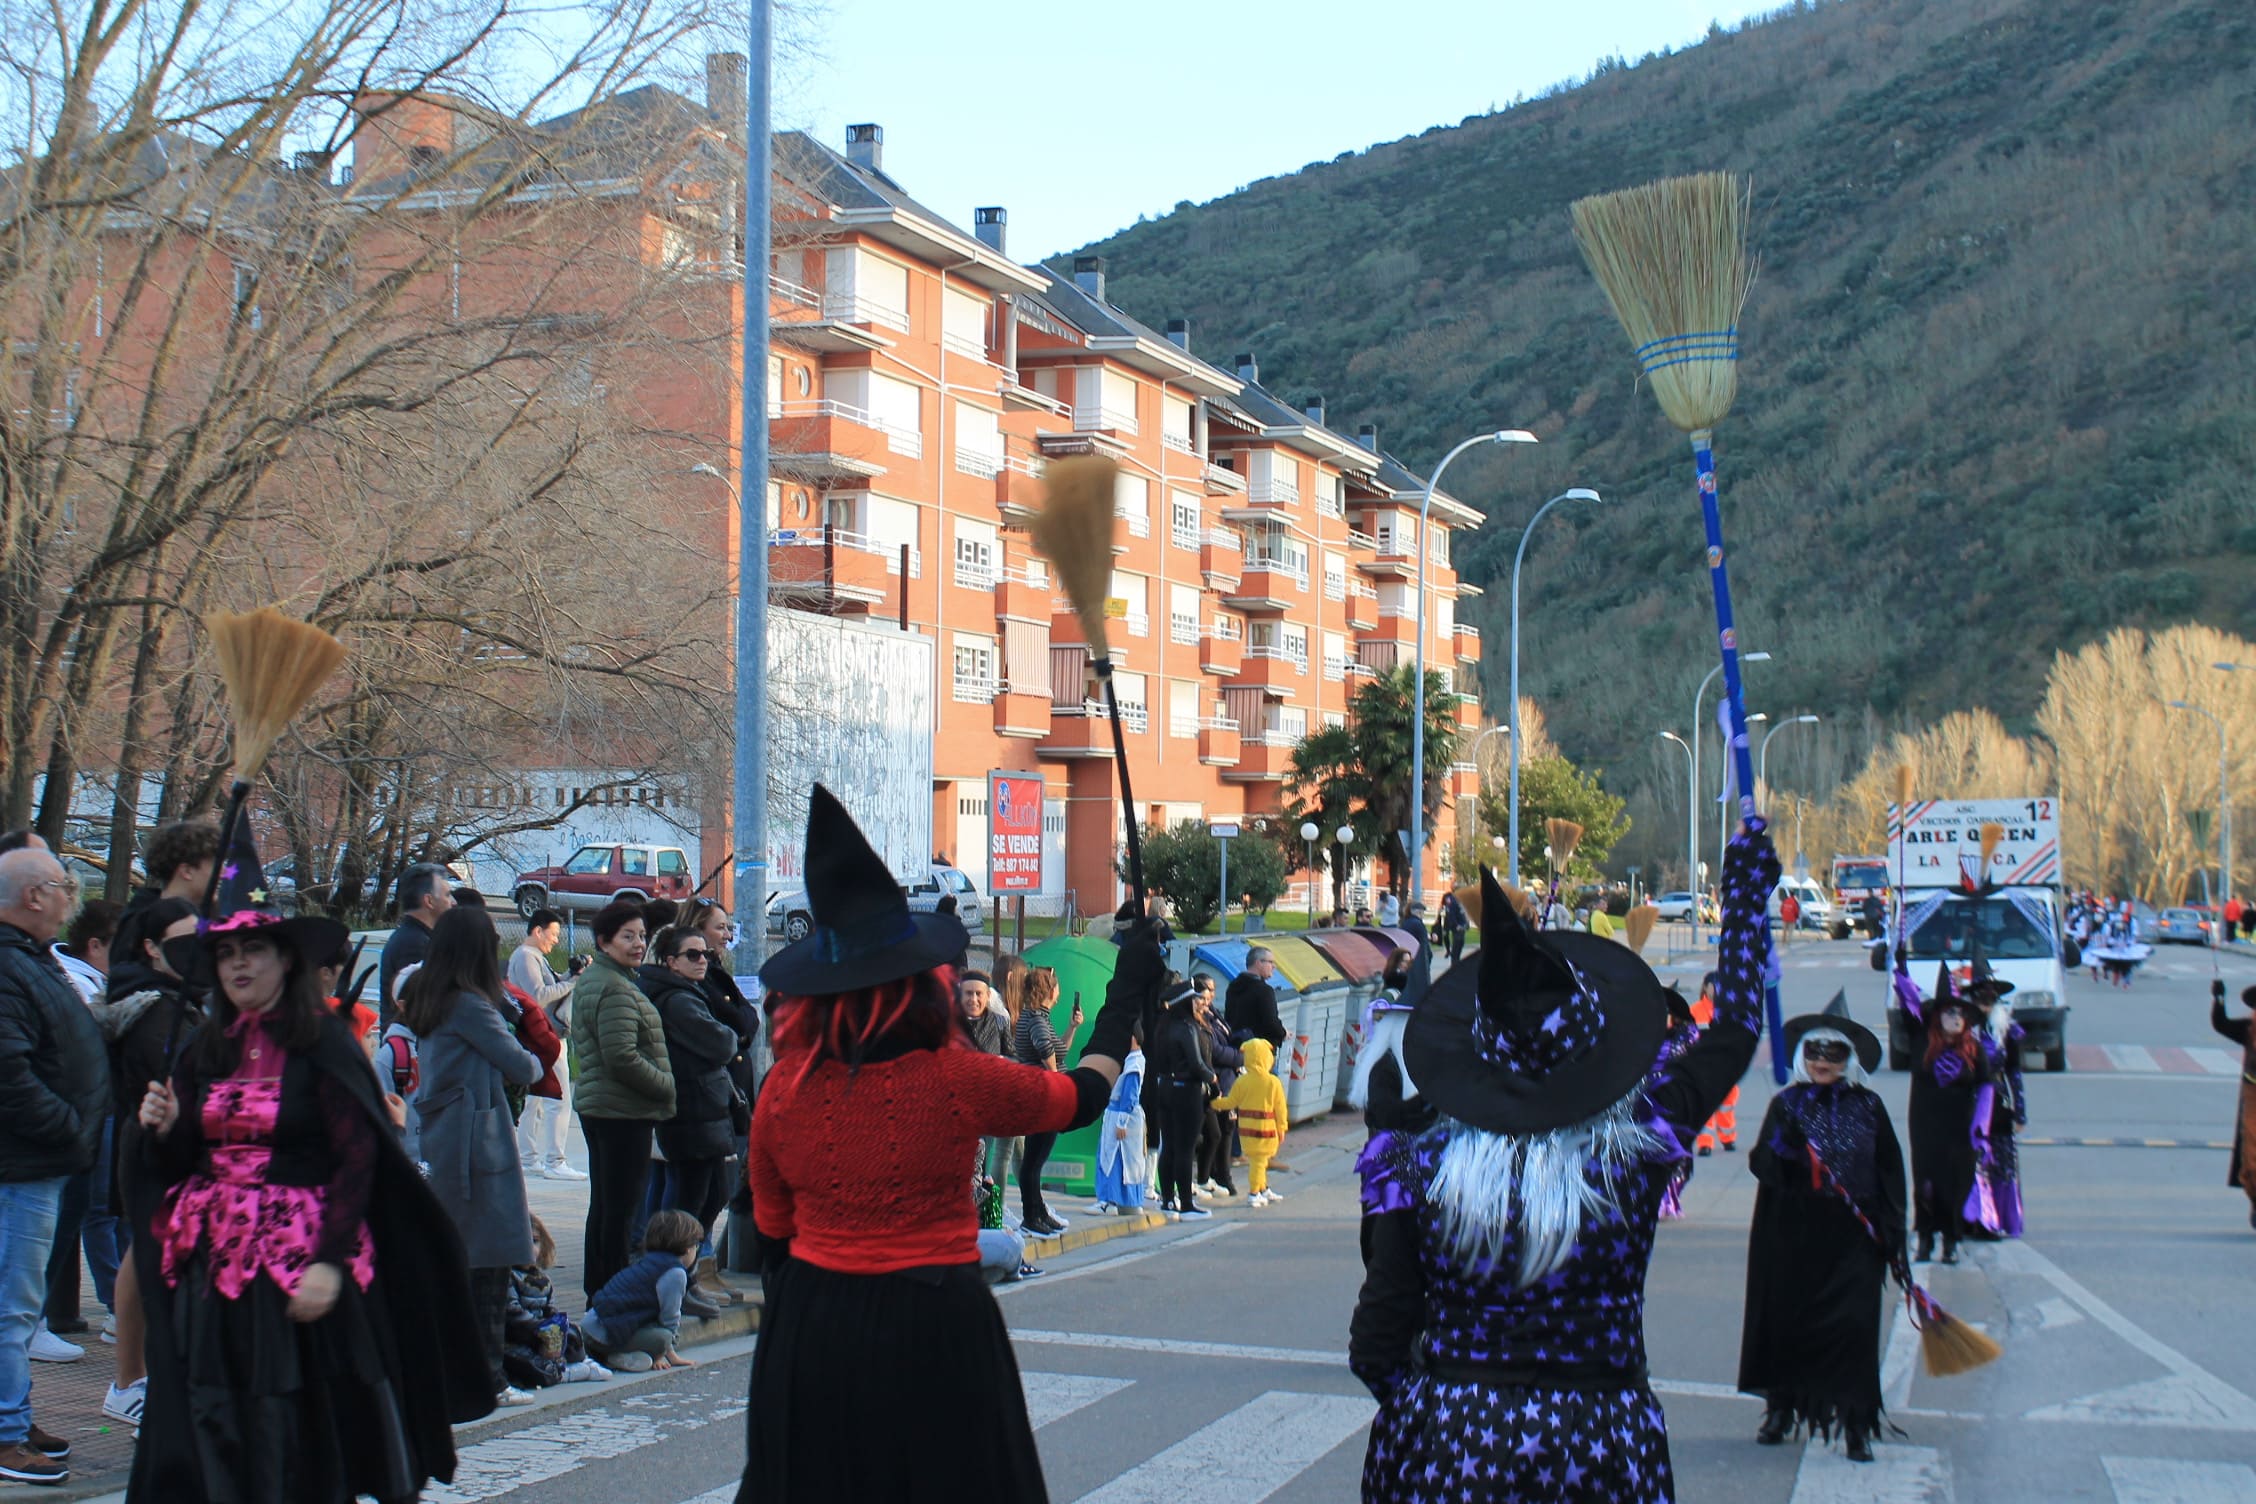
1889, 798, 2062, 888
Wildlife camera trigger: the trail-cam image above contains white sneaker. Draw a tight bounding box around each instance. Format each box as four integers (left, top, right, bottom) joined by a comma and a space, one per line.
1164, 1205, 1182, 1222
541, 1162, 589, 1181
1261, 1188, 1284, 1202
1086, 1201, 1114, 1214
1179, 1205, 1213, 1220
561, 1358, 613, 1382
103, 1379, 147, 1425
496, 1385, 539, 1406
28, 1324, 83, 1363
100, 1312, 119, 1345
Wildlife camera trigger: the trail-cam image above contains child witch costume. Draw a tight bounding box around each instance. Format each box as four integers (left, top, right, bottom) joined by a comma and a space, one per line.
737, 787, 1149, 1503
1348, 824, 1778, 1503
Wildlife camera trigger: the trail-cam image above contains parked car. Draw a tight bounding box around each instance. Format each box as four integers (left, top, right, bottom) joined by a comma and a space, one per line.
1651, 890, 1719, 924
1768, 878, 1834, 930
512, 843, 694, 918
766, 861, 985, 941
2155, 907, 2213, 945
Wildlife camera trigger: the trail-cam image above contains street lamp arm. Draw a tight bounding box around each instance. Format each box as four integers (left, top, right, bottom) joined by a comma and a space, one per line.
1507, 486, 1605, 887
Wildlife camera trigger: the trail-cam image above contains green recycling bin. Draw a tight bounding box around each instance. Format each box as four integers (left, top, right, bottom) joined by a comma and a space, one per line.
1019, 935, 1117, 1201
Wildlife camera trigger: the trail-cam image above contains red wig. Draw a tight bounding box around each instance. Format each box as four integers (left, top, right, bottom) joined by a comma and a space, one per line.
1921, 1002, 1981, 1073
769, 964, 959, 1084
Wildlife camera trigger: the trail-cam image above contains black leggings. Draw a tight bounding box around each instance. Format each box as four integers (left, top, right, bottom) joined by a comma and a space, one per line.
1152, 1081, 1208, 1211
469, 1265, 512, 1392
666, 1153, 733, 1245
582, 1116, 655, 1298
1197, 1107, 1236, 1190
1020, 1131, 1058, 1223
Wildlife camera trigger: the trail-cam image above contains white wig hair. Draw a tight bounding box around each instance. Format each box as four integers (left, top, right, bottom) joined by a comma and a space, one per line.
1788, 1026, 1870, 1088
1347, 1009, 1415, 1110
1427, 1091, 1670, 1289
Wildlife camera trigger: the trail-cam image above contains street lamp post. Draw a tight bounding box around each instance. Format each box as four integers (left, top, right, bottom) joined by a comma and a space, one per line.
2210, 662, 2254, 903
1759, 714, 1821, 872
1690, 653, 1769, 932
1336, 824, 1356, 916
2168, 699, 2230, 909
1659, 731, 1695, 902
1507, 487, 1605, 887
1411, 430, 1537, 913
1301, 821, 1321, 926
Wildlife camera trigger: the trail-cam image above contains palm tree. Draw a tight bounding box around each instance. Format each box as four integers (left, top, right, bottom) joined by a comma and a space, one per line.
1285, 665, 1461, 900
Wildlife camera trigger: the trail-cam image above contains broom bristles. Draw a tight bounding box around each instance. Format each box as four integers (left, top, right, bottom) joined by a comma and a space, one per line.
1029, 456, 1121, 664
207, 607, 346, 776
1893, 763, 1915, 812
1920, 1311, 2003, 1377
1624, 904, 1658, 955
1978, 821, 2005, 877
1453, 882, 1483, 929
1546, 818, 1585, 864
1571, 172, 1754, 434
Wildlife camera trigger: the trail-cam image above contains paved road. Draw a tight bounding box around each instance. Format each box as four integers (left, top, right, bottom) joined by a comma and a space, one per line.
84, 938, 2253, 1504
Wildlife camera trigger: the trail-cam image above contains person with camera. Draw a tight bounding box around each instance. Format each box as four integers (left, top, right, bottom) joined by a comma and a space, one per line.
511, 910, 588, 1181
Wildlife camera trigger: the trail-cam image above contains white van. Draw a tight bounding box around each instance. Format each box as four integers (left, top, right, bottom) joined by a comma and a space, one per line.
1769, 878, 1833, 929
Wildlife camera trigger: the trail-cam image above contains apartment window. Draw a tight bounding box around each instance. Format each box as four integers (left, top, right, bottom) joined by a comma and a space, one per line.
1109, 569, 1149, 638
1113, 472, 1151, 538
1323, 551, 1346, 601
954, 401, 1003, 478
1430, 524, 1451, 565
1282, 625, 1309, 670
1168, 680, 1200, 740
1169, 489, 1201, 550
952, 633, 998, 703
1273, 706, 1308, 741
1323, 710, 1346, 729
1169, 584, 1200, 646
1112, 670, 1149, 732
1323, 630, 1348, 681
954, 517, 998, 590
1315, 472, 1344, 518
867, 373, 921, 456
1246, 522, 1307, 582
1162, 396, 1195, 454
767, 354, 784, 418
1096, 368, 1138, 432
232, 263, 262, 331
942, 286, 990, 360
1375, 512, 1417, 557
1248, 451, 1298, 506
1435, 596, 1456, 640
824, 246, 911, 330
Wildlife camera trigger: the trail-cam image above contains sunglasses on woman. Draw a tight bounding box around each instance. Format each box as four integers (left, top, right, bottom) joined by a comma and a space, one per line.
1801, 1039, 1852, 1064
674, 947, 712, 964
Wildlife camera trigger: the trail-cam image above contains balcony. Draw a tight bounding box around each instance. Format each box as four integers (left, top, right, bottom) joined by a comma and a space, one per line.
1039, 699, 1148, 760
955, 446, 1004, 480
1357, 611, 1419, 647
1345, 583, 1378, 629
1199, 627, 1242, 676
1199, 530, 1242, 589
821, 291, 911, 332
1223, 731, 1296, 782
995, 569, 1053, 623
1116, 505, 1151, 540
769, 527, 915, 616
952, 672, 998, 706
1223, 563, 1306, 613
1356, 540, 1422, 580
1357, 639, 1409, 676
1204, 461, 1246, 495
1454, 623, 1482, 663
993, 690, 1052, 739
1197, 717, 1241, 766
1228, 646, 1305, 693
772, 399, 919, 474
995, 455, 1046, 520
1322, 655, 1349, 683
1168, 613, 1201, 647
1245, 477, 1300, 508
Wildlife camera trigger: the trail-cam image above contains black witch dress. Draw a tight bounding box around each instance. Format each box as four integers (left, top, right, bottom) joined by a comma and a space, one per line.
1906, 1039, 1989, 1251
1737, 1082, 1906, 1439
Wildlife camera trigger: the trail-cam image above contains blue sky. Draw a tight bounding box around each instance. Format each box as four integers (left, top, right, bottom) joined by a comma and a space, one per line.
773, 0, 1791, 259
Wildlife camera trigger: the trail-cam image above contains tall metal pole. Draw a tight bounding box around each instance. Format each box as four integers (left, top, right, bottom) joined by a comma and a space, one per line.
2170, 700, 2229, 907
1660, 731, 1694, 899
1411, 430, 1534, 909
733, 4, 773, 979
1507, 488, 1602, 888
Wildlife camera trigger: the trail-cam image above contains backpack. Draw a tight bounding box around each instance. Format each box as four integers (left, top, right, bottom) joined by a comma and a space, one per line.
378, 1022, 420, 1097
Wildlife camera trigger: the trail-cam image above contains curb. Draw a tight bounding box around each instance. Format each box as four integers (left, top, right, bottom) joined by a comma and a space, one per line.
1023, 1208, 1171, 1259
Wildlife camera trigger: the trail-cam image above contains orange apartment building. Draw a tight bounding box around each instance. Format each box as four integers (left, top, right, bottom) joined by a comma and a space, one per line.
755, 119, 1485, 914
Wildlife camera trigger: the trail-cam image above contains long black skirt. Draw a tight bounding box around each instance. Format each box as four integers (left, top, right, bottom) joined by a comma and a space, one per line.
148, 1253, 418, 1504
739, 1257, 1047, 1503
1737, 1188, 1888, 1439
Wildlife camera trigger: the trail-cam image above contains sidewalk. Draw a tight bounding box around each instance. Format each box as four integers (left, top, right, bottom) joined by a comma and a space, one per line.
10, 1119, 1228, 1498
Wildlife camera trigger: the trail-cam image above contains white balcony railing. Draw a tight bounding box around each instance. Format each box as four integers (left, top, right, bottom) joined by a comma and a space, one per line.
1455, 623, 1482, 640
1075, 402, 1139, 435
1161, 431, 1197, 455
822, 291, 910, 330
1315, 491, 1344, 519
1243, 645, 1295, 664
1199, 715, 1240, 734
1243, 557, 1309, 588
1002, 561, 1051, 590
942, 330, 988, 361
954, 557, 997, 591
1169, 613, 1200, 645
1169, 715, 1199, 739
1324, 575, 1346, 601
952, 672, 998, 704
1208, 615, 1243, 641
955, 447, 1004, 479
1172, 521, 1201, 551
1067, 698, 1150, 733
1117, 506, 1151, 539
770, 527, 922, 579
1122, 611, 1150, 639
1246, 478, 1300, 506
1348, 581, 1379, 601
770, 273, 818, 306
1202, 526, 1241, 551
1323, 656, 1348, 681
1346, 528, 1379, 551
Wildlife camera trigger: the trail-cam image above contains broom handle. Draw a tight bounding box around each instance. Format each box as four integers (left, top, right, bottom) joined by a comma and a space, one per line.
1689, 431, 1787, 1082
1093, 659, 1147, 906
163, 777, 251, 1065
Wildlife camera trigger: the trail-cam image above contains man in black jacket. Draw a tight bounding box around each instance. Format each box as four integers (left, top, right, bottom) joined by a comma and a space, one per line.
0, 847, 108, 1484
378, 863, 455, 1028
1224, 947, 1287, 1052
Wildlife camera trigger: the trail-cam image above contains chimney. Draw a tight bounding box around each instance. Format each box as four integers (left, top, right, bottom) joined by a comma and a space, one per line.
1303, 395, 1326, 426
1357, 423, 1379, 451
1234, 352, 1258, 385
973, 206, 1007, 253
1072, 255, 1107, 302
845, 123, 883, 172
706, 54, 748, 135
1164, 318, 1190, 350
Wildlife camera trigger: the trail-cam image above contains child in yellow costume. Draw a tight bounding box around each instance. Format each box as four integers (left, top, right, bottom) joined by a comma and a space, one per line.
1217, 1038, 1289, 1205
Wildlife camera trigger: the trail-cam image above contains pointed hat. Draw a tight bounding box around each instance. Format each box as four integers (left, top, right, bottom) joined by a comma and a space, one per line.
759, 784, 967, 994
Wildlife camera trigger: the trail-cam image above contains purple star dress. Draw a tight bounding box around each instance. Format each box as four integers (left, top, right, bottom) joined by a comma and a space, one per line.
1349, 837, 1774, 1504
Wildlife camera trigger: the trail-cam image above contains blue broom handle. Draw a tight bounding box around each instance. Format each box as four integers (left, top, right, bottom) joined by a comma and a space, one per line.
1690, 429, 1787, 1082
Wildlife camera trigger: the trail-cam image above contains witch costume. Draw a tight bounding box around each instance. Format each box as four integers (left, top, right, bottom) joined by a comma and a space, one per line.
1348, 824, 1778, 1504
1905, 966, 1991, 1265
1737, 997, 1905, 1461
2210, 983, 2256, 1230
1655, 988, 1700, 1221
738, 786, 1151, 1503
1961, 955, 2025, 1240
129, 823, 490, 1503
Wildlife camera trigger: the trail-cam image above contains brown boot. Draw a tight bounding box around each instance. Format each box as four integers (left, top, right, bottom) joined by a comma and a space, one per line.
0, 1443, 68, 1485
692, 1259, 739, 1305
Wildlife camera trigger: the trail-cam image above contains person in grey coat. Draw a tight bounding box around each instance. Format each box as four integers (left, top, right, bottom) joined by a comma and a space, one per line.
396, 906, 541, 1405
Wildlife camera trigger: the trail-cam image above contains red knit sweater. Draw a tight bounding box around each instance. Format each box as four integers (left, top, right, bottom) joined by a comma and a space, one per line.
748, 1044, 1080, 1275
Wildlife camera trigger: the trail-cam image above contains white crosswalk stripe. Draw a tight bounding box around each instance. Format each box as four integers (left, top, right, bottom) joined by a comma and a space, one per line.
2103, 1455, 2256, 1504
2188, 1045, 2244, 1076
1788, 1440, 1951, 1504
1064, 1389, 1374, 1504
1024, 1370, 1138, 1429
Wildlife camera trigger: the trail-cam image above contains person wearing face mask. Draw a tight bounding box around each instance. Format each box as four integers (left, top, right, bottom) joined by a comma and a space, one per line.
129, 827, 488, 1501
1906, 966, 1990, 1267
1737, 994, 1903, 1464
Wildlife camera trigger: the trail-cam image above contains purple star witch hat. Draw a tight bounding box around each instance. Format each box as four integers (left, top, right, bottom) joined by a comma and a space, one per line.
162, 808, 348, 980
1404, 867, 1669, 1134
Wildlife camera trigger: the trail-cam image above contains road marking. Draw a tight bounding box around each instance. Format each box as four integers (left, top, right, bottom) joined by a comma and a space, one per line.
2188, 1045, 2245, 1076
2102, 1455, 2256, 1504
1015, 1328, 1348, 1366
997, 1222, 1245, 1295
1023, 1371, 1138, 1429
1997, 1241, 2256, 1430
427, 1394, 742, 1502
2032, 1296, 2085, 1331
2021, 1137, 2235, 1149
1788, 1439, 1951, 1504
1881, 1291, 1922, 1411
2102, 1044, 2158, 1073
1066, 1390, 1374, 1504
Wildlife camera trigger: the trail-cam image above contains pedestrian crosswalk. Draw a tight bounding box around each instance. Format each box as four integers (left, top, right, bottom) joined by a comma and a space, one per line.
2064, 1043, 2244, 1077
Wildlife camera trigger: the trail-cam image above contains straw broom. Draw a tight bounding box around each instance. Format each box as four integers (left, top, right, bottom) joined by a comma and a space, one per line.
1911, 1286, 2003, 1377
1623, 904, 1658, 956
1573, 170, 1783, 1073
1891, 764, 1916, 963
1028, 457, 1148, 907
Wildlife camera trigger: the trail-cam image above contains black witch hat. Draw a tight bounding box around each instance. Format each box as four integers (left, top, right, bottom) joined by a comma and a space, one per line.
759, 784, 968, 995
1404, 867, 1668, 1134
1963, 939, 2014, 1003
1782, 988, 1882, 1072
163, 814, 348, 981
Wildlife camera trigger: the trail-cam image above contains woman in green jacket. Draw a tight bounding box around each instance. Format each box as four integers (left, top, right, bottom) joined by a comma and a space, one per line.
569, 900, 675, 1297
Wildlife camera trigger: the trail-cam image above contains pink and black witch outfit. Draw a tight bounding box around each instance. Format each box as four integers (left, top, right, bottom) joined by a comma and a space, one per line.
1348, 825, 1778, 1503
127, 830, 489, 1503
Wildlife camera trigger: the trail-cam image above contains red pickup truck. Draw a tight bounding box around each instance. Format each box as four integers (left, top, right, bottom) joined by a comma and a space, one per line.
512, 844, 694, 918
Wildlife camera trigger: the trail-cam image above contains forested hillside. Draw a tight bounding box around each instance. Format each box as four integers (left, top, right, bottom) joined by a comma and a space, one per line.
1070, 0, 2256, 868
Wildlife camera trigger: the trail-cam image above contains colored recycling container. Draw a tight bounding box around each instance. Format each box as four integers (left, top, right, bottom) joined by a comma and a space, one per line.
1019, 934, 1119, 1200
